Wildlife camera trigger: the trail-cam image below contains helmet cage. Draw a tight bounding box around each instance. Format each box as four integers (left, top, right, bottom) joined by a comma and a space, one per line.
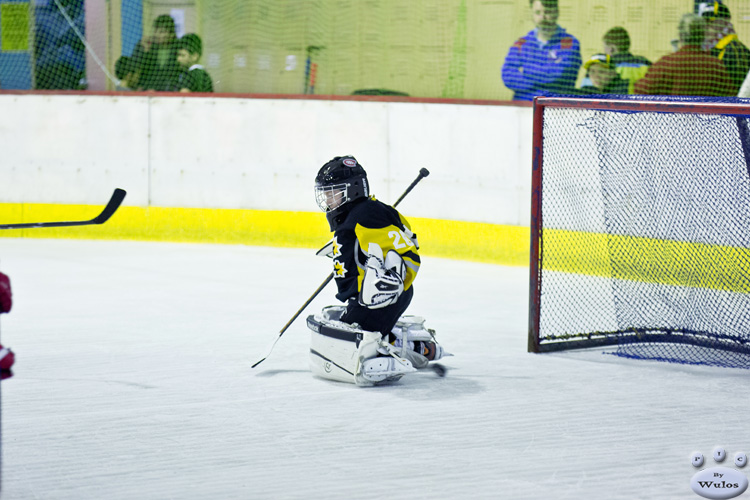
315, 182, 351, 212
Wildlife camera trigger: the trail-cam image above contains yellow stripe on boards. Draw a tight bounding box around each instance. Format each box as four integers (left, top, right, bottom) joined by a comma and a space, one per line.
0, 203, 531, 266
544, 228, 750, 294
0, 203, 330, 248
9, 201, 745, 293
410, 217, 529, 266
4, 202, 742, 292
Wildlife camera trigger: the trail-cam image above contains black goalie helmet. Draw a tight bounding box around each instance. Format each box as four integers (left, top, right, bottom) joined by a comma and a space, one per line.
314, 156, 369, 212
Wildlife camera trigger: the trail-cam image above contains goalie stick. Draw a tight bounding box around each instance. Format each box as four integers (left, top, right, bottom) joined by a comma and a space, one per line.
0, 188, 127, 230
252, 168, 430, 369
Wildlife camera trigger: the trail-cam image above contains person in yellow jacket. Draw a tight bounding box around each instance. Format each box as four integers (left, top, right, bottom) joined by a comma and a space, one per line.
698, 1, 750, 94
602, 27, 652, 94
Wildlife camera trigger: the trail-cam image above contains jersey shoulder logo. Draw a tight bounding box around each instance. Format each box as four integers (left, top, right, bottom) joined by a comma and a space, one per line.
331, 236, 342, 258
332, 259, 347, 278
560, 37, 573, 50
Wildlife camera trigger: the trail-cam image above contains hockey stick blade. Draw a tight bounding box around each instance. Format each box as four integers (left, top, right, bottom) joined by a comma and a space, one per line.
430, 363, 447, 377
250, 332, 284, 369
250, 339, 278, 369
0, 188, 127, 230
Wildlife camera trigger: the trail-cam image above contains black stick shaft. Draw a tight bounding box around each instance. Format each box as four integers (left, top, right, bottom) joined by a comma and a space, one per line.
392, 168, 429, 208
279, 274, 333, 337
250, 274, 334, 369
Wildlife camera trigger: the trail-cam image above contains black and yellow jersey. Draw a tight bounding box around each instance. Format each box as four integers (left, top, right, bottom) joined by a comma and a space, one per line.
711, 34, 750, 93
329, 196, 420, 303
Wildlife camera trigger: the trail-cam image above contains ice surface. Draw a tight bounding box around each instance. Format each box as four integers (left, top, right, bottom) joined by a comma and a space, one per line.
0, 238, 749, 499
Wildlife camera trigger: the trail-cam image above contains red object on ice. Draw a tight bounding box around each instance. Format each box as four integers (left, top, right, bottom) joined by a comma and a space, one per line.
0, 345, 15, 371
0, 272, 11, 313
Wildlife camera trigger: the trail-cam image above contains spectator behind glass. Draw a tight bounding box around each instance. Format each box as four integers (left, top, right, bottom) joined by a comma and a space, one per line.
578, 54, 629, 95
34, 0, 86, 90
501, 0, 582, 101
634, 13, 734, 96
132, 14, 181, 91
114, 56, 140, 91
603, 27, 652, 93
697, 1, 750, 94
175, 34, 214, 93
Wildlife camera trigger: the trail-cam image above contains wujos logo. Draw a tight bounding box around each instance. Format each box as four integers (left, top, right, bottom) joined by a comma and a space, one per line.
691, 467, 748, 499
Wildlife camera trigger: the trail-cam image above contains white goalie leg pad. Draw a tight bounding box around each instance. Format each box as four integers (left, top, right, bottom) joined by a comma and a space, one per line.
309, 332, 359, 384
358, 243, 405, 309
308, 312, 370, 384
307, 310, 415, 386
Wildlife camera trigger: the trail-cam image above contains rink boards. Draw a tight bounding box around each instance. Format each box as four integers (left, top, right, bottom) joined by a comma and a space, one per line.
0, 93, 532, 265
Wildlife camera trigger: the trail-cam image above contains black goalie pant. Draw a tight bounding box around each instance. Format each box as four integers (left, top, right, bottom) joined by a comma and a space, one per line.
341, 286, 414, 336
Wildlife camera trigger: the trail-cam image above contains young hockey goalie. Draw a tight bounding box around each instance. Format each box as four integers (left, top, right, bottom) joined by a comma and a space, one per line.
307, 155, 449, 386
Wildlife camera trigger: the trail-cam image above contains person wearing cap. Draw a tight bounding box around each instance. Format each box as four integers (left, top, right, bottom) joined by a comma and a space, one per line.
634, 13, 734, 96
501, 0, 582, 101
578, 54, 630, 95
697, 1, 750, 94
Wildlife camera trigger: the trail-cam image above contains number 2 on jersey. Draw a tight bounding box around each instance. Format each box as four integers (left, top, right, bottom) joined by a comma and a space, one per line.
388, 230, 415, 249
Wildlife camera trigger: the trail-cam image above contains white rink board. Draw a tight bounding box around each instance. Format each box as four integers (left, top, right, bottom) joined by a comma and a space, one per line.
0, 94, 532, 225
0, 94, 150, 206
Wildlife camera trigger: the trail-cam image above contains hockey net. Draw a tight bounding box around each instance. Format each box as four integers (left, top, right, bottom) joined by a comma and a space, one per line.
528, 95, 750, 369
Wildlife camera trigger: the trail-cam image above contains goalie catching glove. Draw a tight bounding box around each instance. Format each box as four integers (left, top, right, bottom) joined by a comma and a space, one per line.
358, 243, 406, 309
